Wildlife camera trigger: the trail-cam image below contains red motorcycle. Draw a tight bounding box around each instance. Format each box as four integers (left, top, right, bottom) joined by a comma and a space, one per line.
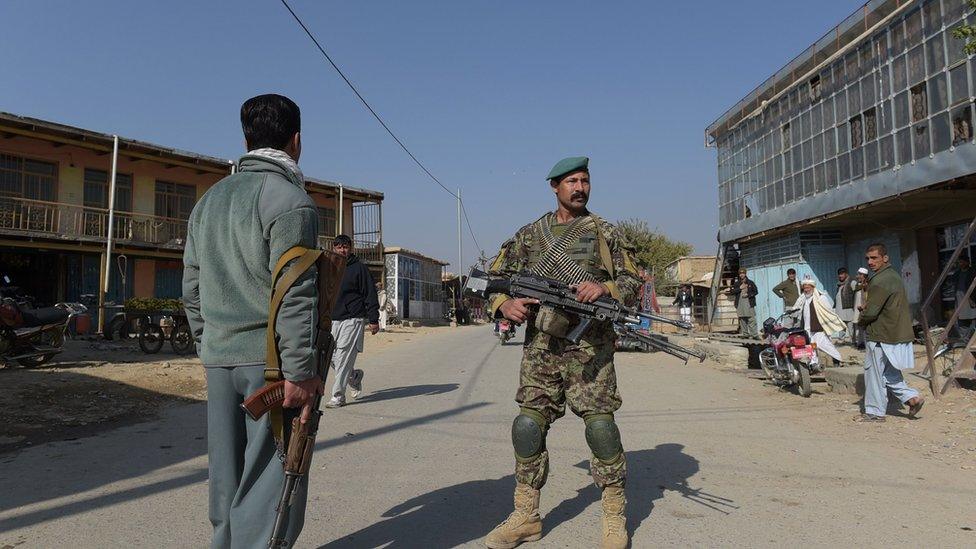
495, 319, 516, 344
759, 310, 821, 397
0, 279, 86, 367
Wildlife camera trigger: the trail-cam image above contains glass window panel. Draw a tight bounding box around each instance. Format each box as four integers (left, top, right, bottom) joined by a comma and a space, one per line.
952, 104, 973, 145
859, 44, 874, 78
880, 65, 891, 99
933, 111, 952, 152
781, 123, 791, 150
836, 89, 849, 120
851, 147, 865, 180
838, 121, 850, 152
792, 118, 802, 145
801, 110, 811, 139
930, 73, 949, 113
914, 122, 931, 158
774, 179, 784, 208
802, 139, 813, 169
923, 0, 943, 36
833, 61, 847, 88
845, 53, 859, 81
897, 127, 913, 164
947, 26, 967, 65
839, 152, 851, 183
907, 9, 923, 43
866, 141, 880, 174
812, 133, 824, 164
773, 126, 783, 151
880, 134, 895, 170
774, 152, 783, 178
946, 0, 968, 23
811, 102, 822, 133
908, 45, 926, 85
803, 168, 814, 197
814, 163, 825, 193
792, 145, 802, 172
824, 95, 836, 126
825, 126, 837, 156
927, 35, 946, 76
893, 54, 908, 91
895, 90, 911, 126
875, 33, 889, 65
848, 80, 862, 114
862, 75, 877, 106
851, 114, 864, 148
950, 63, 969, 104
865, 108, 878, 141
784, 175, 795, 203
821, 68, 833, 95
783, 150, 793, 175
826, 157, 838, 189
891, 21, 906, 55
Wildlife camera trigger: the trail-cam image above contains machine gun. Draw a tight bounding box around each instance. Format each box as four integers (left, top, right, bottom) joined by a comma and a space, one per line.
465, 269, 705, 363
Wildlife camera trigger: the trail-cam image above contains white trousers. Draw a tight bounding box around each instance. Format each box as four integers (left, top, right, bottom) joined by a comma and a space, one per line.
330, 318, 366, 398
809, 331, 841, 365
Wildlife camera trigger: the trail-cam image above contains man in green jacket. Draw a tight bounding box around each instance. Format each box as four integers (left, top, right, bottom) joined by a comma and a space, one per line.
771, 268, 800, 310
854, 243, 924, 422
183, 94, 321, 547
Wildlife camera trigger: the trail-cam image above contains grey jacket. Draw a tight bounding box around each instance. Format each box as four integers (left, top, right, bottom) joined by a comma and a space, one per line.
182, 154, 319, 381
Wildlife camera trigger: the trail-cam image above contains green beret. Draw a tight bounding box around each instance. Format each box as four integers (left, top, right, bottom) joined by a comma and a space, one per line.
546, 156, 589, 181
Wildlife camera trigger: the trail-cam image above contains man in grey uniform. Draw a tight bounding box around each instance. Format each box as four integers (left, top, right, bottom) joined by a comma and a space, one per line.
183, 94, 321, 548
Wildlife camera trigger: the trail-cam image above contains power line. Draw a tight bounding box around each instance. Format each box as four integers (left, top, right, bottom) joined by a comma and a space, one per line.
278, 0, 487, 265
278, 0, 457, 200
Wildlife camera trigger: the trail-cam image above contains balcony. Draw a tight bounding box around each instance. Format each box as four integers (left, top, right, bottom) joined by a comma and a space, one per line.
0, 196, 188, 249
318, 235, 383, 265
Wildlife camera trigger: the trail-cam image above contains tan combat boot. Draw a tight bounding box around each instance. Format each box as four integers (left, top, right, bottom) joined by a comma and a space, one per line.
600, 486, 629, 549
484, 483, 542, 549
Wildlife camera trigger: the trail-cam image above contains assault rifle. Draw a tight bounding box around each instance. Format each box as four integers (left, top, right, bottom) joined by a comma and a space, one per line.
465, 269, 705, 363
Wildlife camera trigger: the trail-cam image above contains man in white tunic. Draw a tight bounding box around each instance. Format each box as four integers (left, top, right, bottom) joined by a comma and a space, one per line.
855, 243, 924, 422
793, 278, 844, 367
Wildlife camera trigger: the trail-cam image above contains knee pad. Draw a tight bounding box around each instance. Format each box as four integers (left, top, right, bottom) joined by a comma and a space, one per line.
584, 413, 622, 463
512, 408, 548, 460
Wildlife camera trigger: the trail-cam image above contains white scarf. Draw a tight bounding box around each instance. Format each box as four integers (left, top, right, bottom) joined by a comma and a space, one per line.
793, 289, 845, 334
246, 147, 304, 185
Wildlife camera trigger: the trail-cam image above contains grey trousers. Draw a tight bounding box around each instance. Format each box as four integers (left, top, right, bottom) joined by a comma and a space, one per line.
206, 366, 308, 549
330, 318, 366, 398
738, 315, 758, 338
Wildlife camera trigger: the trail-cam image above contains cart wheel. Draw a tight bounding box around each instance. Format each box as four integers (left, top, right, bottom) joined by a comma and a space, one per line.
171, 322, 194, 355
139, 324, 165, 354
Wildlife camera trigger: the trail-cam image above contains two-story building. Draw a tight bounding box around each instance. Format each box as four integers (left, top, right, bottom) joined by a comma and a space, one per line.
0, 111, 384, 321
707, 0, 976, 325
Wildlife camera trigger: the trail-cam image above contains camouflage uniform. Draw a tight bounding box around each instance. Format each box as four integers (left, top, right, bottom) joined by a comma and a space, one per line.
488, 212, 641, 489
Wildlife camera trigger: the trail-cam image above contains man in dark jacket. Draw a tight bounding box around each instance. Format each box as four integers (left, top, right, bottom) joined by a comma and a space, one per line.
672, 284, 694, 324
855, 243, 923, 422
326, 234, 380, 408
729, 268, 759, 337
183, 94, 319, 547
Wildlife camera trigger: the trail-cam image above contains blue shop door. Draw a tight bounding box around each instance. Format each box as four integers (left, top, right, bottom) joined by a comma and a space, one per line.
154, 261, 184, 299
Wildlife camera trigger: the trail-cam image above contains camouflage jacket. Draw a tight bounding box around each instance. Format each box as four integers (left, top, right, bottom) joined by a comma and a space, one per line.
487, 212, 641, 351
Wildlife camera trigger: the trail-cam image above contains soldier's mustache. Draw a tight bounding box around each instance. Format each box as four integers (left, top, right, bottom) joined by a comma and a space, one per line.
571, 193, 587, 201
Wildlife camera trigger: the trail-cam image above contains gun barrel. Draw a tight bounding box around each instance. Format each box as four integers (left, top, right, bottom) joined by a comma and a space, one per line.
636, 311, 693, 331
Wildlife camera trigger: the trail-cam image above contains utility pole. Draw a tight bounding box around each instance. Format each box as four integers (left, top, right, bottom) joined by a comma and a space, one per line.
98, 135, 119, 335
456, 188, 462, 327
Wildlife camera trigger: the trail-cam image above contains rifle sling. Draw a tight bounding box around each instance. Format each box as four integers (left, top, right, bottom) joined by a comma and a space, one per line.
265, 245, 323, 448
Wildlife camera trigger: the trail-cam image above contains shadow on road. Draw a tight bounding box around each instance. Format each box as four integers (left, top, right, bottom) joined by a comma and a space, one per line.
319, 444, 727, 548
351, 383, 459, 404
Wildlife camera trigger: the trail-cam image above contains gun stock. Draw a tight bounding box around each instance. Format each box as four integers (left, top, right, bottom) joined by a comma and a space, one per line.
241, 380, 285, 420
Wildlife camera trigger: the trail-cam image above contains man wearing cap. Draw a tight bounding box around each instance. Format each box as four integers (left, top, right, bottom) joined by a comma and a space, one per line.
484, 156, 641, 549
855, 243, 924, 422
772, 268, 800, 310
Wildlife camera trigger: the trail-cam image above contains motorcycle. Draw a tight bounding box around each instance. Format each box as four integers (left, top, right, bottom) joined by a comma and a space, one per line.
496, 319, 516, 344
0, 276, 86, 367
758, 309, 821, 397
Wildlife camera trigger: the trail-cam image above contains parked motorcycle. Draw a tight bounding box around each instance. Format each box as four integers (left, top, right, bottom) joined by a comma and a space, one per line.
496, 319, 516, 344
0, 276, 86, 367
758, 310, 821, 397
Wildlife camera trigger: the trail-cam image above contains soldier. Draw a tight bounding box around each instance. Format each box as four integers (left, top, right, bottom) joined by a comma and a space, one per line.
484, 156, 641, 549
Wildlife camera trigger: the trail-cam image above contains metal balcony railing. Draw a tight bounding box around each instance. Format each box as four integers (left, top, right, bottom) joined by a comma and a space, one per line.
0, 196, 188, 249
318, 235, 383, 265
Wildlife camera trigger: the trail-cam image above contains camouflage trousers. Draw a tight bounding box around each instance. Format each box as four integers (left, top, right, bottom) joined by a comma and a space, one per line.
514, 343, 625, 490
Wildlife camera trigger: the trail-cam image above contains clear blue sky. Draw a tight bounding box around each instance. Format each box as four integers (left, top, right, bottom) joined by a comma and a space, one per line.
1, 0, 859, 272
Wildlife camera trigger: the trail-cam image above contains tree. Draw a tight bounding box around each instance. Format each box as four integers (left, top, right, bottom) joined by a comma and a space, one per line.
952, 1, 976, 54
616, 218, 693, 292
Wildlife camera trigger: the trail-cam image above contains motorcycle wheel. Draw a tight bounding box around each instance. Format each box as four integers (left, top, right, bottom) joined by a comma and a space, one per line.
139, 324, 165, 354
17, 328, 64, 368
797, 365, 812, 397
758, 348, 777, 382
170, 322, 194, 355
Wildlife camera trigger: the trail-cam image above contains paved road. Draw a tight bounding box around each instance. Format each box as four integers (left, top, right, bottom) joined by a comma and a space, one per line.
2, 326, 974, 548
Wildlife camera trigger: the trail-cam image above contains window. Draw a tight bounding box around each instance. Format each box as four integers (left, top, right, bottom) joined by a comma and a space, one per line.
926, 35, 946, 76
154, 181, 196, 220
809, 75, 822, 103
0, 153, 56, 201
952, 105, 973, 145
317, 207, 336, 237
950, 63, 969, 105
781, 124, 791, 150
850, 115, 864, 148
911, 83, 929, 122
908, 45, 926, 85
864, 108, 878, 142
83, 169, 132, 211
930, 73, 949, 113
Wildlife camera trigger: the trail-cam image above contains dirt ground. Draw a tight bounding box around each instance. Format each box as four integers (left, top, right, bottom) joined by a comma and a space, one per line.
0, 325, 446, 454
